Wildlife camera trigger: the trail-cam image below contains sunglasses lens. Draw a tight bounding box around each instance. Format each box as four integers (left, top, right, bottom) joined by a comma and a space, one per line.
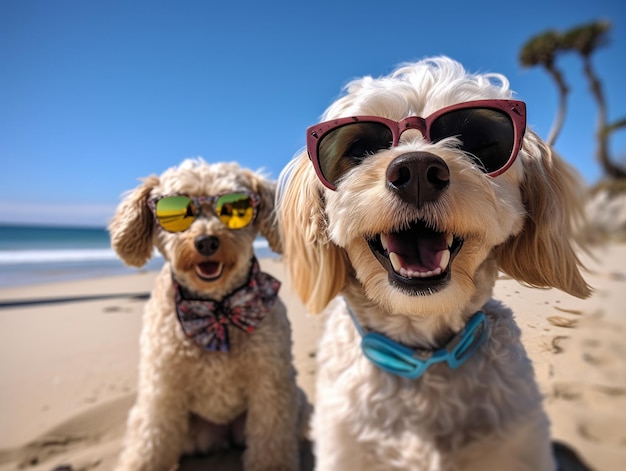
431, 108, 514, 174
155, 196, 195, 232
215, 193, 255, 229
318, 122, 393, 187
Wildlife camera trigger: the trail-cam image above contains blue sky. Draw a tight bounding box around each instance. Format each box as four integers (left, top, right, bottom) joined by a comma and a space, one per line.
1, 0, 625, 228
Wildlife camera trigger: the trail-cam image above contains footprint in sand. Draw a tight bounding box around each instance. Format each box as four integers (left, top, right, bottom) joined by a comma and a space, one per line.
550, 382, 626, 402
550, 384, 626, 447
548, 316, 579, 328
3, 395, 134, 471
17, 435, 91, 468
550, 335, 571, 354
577, 408, 626, 446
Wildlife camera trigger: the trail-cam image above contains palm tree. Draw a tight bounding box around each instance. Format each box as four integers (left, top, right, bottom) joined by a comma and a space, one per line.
562, 20, 626, 179
519, 31, 568, 146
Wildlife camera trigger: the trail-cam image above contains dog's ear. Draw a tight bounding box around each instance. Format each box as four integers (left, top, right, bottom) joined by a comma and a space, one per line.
278, 154, 349, 314
108, 175, 159, 267
496, 132, 591, 298
248, 171, 282, 254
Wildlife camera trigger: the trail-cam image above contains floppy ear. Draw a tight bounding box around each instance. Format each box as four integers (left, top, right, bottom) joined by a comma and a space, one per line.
277, 154, 349, 314
496, 132, 591, 298
248, 171, 282, 254
108, 175, 159, 267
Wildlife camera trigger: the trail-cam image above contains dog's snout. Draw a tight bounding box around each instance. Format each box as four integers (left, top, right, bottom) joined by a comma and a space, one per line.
386, 152, 450, 206
194, 235, 220, 256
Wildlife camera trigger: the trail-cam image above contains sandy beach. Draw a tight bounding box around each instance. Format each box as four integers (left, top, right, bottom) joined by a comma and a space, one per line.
0, 245, 625, 471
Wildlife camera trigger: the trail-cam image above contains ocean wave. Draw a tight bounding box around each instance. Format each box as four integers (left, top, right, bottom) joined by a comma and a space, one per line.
0, 249, 125, 264
0, 240, 271, 265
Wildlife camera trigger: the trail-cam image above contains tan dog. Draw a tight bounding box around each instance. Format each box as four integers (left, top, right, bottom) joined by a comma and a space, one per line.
278, 57, 590, 470
110, 158, 309, 471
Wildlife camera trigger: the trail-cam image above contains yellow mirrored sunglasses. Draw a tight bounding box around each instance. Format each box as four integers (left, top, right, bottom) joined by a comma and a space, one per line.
148, 192, 260, 232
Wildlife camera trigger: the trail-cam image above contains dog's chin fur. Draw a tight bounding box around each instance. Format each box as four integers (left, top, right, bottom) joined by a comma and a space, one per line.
343, 242, 500, 345
109, 158, 309, 471
278, 57, 591, 469
161, 219, 257, 299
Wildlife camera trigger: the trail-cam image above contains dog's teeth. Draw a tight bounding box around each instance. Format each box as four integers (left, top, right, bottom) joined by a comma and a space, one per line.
438, 249, 451, 271
390, 249, 449, 279
390, 251, 446, 279
380, 234, 388, 253
389, 252, 402, 272
406, 267, 442, 279
446, 233, 454, 247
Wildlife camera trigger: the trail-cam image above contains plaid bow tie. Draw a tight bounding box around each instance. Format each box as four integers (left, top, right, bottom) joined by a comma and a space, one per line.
174, 258, 281, 352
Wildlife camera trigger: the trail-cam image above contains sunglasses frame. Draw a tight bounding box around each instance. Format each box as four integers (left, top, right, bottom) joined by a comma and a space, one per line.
360, 310, 488, 379
148, 191, 261, 232
306, 99, 527, 190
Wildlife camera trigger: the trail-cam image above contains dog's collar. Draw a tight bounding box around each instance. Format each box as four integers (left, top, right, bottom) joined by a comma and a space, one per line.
173, 257, 281, 352
346, 303, 488, 379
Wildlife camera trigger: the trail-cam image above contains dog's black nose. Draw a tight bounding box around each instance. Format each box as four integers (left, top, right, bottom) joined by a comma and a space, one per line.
386, 152, 450, 206
195, 235, 220, 256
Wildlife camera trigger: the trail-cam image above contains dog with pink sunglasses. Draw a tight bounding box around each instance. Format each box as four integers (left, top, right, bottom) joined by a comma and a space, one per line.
277, 57, 590, 470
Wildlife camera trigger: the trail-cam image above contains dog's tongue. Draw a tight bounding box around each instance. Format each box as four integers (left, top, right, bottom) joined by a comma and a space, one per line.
384, 223, 449, 274
198, 261, 222, 278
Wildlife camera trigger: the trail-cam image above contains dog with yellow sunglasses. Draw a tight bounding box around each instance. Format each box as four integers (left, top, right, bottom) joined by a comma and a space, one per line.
109, 158, 309, 471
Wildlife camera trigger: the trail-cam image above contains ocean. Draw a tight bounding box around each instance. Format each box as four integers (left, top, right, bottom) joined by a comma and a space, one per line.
0, 224, 274, 288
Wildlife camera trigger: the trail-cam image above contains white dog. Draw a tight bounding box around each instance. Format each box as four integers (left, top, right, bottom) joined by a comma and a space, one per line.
109, 158, 309, 471
277, 57, 590, 471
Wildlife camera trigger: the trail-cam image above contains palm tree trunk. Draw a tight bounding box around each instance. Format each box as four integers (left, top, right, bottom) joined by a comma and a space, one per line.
545, 64, 568, 146
582, 54, 626, 178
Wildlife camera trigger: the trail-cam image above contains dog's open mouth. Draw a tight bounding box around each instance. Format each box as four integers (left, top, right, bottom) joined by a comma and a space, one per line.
367, 219, 463, 294
195, 261, 224, 281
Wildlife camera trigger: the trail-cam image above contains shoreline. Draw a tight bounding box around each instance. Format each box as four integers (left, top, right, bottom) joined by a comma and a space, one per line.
0, 247, 624, 470
0, 257, 164, 290
0, 246, 277, 290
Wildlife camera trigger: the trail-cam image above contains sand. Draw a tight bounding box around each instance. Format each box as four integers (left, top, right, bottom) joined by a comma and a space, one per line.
0, 246, 624, 471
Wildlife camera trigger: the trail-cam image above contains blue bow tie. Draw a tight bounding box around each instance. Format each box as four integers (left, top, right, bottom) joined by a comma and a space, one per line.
174, 258, 281, 352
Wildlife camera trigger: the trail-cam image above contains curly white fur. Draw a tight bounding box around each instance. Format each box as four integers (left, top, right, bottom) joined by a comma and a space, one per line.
109, 158, 309, 471
278, 57, 590, 471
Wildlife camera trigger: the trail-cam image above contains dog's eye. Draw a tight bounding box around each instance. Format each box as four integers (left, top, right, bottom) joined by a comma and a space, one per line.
317, 122, 393, 187
345, 136, 390, 159
430, 108, 514, 174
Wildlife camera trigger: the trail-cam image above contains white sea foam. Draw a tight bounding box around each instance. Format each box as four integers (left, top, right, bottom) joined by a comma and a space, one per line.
0, 249, 123, 264
0, 240, 271, 265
